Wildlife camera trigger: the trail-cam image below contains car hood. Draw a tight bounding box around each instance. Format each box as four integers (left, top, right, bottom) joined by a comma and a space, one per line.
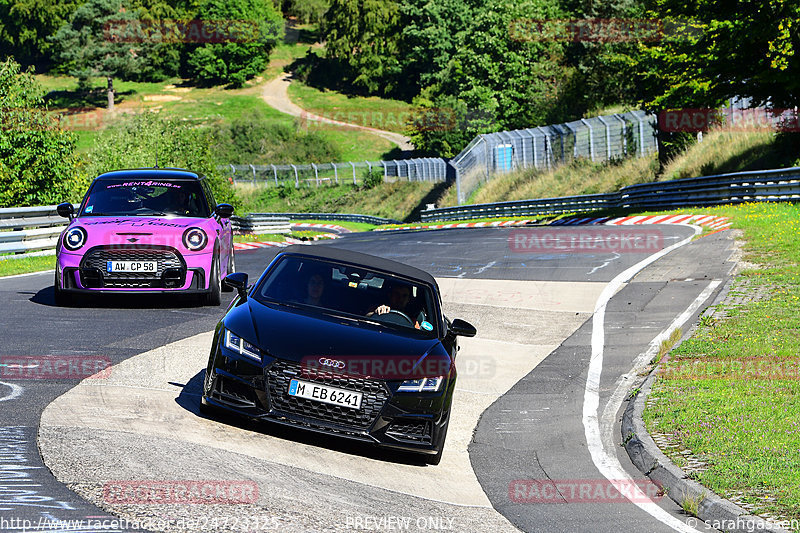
224, 298, 450, 379
70, 216, 211, 251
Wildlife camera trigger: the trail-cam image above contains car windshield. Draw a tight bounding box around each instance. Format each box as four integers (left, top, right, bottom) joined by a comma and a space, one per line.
80, 179, 209, 217
254, 255, 439, 336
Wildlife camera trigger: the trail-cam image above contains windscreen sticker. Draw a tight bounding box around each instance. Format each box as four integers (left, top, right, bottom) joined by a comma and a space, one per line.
420, 321, 433, 331
85, 205, 93, 213
105, 181, 182, 189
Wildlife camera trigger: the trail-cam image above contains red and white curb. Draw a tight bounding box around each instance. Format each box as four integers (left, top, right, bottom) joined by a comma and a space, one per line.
578, 214, 731, 230
290, 222, 351, 234
376, 214, 731, 232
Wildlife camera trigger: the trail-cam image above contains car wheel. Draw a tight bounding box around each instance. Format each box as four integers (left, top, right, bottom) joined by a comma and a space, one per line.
222, 247, 235, 292
54, 270, 70, 307
204, 255, 222, 306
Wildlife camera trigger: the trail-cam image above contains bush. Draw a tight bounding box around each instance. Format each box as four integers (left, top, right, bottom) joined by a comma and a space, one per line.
83, 112, 237, 207
0, 59, 81, 207
212, 113, 342, 164
186, 0, 283, 87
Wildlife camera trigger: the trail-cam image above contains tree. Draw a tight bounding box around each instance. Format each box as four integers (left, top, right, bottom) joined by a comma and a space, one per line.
0, 0, 80, 68
638, 0, 800, 110
84, 112, 237, 206
395, 0, 480, 99
323, 0, 401, 95
50, 0, 145, 110
410, 0, 568, 156
186, 0, 283, 88
0, 59, 81, 207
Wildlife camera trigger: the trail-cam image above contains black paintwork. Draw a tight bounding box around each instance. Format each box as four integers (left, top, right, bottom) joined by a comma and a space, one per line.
201, 249, 476, 463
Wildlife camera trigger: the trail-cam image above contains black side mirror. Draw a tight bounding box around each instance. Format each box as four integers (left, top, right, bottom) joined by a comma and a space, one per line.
450, 318, 476, 338
223, 272, 248, 300
57, 202, 74, 220
215, 203, 234, 219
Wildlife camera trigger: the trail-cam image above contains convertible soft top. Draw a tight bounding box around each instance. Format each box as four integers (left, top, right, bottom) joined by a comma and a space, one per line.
279, 244, 438, 288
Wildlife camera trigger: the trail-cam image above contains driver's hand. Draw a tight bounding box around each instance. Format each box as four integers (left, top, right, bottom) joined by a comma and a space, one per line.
375, 305, 390, 315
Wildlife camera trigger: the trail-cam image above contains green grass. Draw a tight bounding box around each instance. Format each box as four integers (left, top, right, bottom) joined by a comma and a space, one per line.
0, 255, 54, 277
643, 202, 800, 521
36, 74, 396, 161
234, 181, 442, 222
287, 81, 415, 134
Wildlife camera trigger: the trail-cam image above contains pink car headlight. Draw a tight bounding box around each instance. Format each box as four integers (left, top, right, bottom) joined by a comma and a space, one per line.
182, 227, 208, 251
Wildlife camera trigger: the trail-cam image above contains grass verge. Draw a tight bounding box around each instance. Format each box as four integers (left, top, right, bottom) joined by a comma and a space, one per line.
0, 255, 54, 277
643, 202, 800, 521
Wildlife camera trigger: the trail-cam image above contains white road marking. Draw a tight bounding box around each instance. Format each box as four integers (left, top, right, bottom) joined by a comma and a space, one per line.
583, 224, 705, 532
0, 381, 23, 402
588, 252, 620, 275
474, 261, 497, 275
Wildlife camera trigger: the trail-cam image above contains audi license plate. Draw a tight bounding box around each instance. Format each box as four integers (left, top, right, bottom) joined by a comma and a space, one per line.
106, 261, 157, 273
288, 379, 362, 410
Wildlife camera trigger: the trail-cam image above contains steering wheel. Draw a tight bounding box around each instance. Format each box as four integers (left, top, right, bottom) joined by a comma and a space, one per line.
375, 309, 414, 326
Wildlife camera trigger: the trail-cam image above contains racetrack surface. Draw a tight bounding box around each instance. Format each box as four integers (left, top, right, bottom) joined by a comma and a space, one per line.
0, 225, 735, 532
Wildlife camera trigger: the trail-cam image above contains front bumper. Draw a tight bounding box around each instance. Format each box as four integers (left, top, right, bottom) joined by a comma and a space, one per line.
202, 349, 452, 455
57, 245, 212, 292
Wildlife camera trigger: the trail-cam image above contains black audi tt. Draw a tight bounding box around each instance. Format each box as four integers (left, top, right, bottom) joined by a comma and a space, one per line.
201, 245, 476, 464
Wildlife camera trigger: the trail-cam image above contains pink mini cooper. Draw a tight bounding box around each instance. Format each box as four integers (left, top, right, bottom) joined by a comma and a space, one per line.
54, 168, 235, 306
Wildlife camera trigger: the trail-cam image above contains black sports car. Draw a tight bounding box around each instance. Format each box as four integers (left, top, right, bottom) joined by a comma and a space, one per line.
201, 245, 476, 464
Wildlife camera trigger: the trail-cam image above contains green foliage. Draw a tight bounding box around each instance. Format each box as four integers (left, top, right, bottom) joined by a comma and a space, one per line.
284, 0, 331, 25
323, 0, 401, 95
396, 0, 479, 99
0, 0, 80, 68
637, 0, 800, 110
0, 58, 80, 207
361, 168, 383, 189
212, 112, 341, 164
83, 112, 236, 206
410, 0, 566, 156
49, 0, 145, 86
186, 0, 283, 87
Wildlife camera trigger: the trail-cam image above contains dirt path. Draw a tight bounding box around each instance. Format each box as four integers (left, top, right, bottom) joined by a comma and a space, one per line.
261, 73, 415, 152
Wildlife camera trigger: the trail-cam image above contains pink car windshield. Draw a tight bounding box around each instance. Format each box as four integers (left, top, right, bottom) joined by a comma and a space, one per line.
80, 179, 210, 218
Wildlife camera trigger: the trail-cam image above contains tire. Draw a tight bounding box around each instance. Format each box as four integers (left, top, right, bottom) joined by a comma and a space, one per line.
53, 270, 70, 307
222, 246, 235, 292
204, 255, 222, 306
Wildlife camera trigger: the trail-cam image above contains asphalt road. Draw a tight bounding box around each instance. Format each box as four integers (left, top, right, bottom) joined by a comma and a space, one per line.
0, 225, 735, 532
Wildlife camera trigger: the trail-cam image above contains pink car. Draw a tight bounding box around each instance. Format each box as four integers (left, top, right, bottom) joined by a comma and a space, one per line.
54, 168, 235, 306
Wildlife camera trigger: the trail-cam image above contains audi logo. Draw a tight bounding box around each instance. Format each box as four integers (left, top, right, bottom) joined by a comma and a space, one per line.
319, 358, 345, 369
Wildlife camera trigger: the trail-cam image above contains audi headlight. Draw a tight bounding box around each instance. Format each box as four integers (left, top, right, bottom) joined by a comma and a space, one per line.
182, 227, 207, 251
397, 377, 443, 393
224, 330, 261, 362
63, 227, 87, 251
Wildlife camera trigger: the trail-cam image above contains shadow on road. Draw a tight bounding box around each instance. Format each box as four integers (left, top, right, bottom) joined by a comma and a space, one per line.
175, 369, 431, 467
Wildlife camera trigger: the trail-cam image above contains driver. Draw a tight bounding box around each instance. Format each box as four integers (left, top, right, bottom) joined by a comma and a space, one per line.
367, 283, 425, 328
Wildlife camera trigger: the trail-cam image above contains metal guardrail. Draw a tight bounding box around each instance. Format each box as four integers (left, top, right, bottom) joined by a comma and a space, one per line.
230, 215, 291, 235
0, 204, 78, 257
421, 166, 800, 222
247, 213, 400, 225
0, 208, 397, 260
